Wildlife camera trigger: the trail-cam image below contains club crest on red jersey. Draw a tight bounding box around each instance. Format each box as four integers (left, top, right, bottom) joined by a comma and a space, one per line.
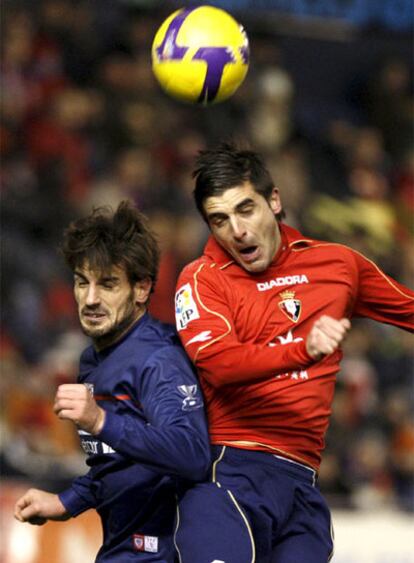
278, 290, 301, 323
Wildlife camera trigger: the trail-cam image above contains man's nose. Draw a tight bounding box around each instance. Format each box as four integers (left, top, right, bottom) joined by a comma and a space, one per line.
230, 216, 246, 239
85, 284, 100, 306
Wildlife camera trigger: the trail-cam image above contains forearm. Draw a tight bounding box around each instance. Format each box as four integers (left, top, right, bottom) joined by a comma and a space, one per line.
97, 411, 210, 480
194, 339, 314, 387
59, 472, 97, 517
353, 250, 414, 332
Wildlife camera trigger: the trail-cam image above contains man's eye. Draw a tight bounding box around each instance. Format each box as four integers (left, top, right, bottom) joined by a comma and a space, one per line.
212, 218, 226, 228
76, 281, 88, 287
240, 206, 254, 215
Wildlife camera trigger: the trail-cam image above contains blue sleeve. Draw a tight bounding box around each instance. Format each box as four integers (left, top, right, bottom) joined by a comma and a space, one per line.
97, 347, 211, 480
58, 471, 97, 517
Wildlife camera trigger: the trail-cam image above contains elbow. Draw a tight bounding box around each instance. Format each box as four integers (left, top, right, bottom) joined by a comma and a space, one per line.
196, 449, 212, 480
180, 443, 211, 481
196, 348, 253, 387
207, 375, 235, 389
185, 459, 210, 481
197, 363, 231, 388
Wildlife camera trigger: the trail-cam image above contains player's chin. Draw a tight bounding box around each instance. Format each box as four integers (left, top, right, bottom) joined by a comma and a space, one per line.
81, 322, 110, 338
239, 257, 268, 273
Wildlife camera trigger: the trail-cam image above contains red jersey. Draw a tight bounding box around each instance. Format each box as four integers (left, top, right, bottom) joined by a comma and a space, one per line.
175, 224, 414, 470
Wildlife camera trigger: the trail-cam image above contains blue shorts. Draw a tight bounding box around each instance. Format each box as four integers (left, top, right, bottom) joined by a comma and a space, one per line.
175, 446, 334, 563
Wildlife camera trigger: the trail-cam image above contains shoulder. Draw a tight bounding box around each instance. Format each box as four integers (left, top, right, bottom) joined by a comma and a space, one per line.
290, 237, 358, 264
286, 236, 361, 286
177, 254, 229, 293
122, 316, 190, 365
127, 318, 197, 385
178, 254, 213, 282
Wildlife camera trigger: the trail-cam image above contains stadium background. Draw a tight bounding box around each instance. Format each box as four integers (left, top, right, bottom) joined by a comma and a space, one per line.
1, 0, 413, 561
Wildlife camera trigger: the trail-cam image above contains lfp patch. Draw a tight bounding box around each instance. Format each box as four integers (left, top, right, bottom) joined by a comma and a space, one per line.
133, 534, 158, 553
177, 384, 204, 411
175, 283, 200, 330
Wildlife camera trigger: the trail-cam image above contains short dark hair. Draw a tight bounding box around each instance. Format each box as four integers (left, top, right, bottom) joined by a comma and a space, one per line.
61, 201, 159, 289
193, 142, 285, 221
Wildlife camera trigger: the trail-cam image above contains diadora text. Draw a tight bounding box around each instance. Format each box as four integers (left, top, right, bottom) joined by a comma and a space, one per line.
257, 274, 309, 292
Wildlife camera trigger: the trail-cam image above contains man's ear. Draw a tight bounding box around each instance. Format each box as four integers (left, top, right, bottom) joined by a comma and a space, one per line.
269, 187, 282, 215
133, 278, 152, 305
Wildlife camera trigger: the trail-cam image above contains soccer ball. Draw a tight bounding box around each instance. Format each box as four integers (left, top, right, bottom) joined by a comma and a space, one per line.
151, 6, 250, 105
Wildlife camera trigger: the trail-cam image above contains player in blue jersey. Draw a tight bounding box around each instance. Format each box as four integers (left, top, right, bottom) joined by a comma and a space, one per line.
14, 201, 211, 562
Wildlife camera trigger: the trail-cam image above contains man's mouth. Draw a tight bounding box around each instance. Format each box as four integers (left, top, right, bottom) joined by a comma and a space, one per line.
82, 311, 106, 321
238, 245, 259, 262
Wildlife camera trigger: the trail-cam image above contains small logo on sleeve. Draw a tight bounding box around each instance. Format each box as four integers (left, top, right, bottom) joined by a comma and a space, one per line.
278, 290, 301, 323
187, 330, 212, 345
177, 384, 204, 411
133, 534, 158, 553
175, 283, 200, 330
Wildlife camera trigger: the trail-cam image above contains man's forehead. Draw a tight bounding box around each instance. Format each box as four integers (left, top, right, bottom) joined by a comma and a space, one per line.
75, 262, 125, 280
204, 183, 259, 214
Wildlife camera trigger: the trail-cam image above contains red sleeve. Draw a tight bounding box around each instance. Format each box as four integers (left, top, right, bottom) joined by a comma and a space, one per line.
352, 250, 414, 332
175, 262, 313, 388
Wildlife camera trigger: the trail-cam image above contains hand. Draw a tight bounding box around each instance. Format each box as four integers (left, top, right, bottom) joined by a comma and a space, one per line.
306, 315, 351, 359
54, 384, 105, 435
14, 489, 70, 525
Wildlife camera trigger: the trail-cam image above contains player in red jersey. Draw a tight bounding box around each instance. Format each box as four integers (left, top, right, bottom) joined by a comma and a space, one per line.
174, 143, 414, 563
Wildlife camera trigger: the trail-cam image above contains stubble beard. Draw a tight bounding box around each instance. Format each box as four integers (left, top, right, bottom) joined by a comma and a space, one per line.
81, 297, 140, 350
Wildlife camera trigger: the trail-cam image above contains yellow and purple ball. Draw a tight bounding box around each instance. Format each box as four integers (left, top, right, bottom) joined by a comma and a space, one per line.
151, 6, 250, 105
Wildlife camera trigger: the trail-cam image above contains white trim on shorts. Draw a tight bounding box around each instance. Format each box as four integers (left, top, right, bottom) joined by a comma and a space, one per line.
273, 454, 317, 486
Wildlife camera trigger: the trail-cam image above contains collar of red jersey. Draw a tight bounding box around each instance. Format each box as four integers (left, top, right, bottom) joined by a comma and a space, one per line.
204, 223, 313, 268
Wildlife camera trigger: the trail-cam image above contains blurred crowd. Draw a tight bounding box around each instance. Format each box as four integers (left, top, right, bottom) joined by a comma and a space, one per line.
1, 0, 413, 512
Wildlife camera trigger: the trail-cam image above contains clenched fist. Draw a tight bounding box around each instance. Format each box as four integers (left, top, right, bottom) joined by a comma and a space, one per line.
14, 489, 69, 525
54, 384, 105, 435
306, 315, 351, 360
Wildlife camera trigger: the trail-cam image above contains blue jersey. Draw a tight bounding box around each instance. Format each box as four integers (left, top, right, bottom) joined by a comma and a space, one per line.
59, 313, 210, 562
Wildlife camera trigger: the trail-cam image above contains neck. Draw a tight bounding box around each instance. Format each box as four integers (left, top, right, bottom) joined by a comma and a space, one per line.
270, 222, 284, 264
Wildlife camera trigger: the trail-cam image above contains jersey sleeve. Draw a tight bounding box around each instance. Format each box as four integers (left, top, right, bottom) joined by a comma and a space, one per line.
175, 263, 314, 387
96, 347, 210, 481
351, 250, 414, 331
58, 470, 97, 517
